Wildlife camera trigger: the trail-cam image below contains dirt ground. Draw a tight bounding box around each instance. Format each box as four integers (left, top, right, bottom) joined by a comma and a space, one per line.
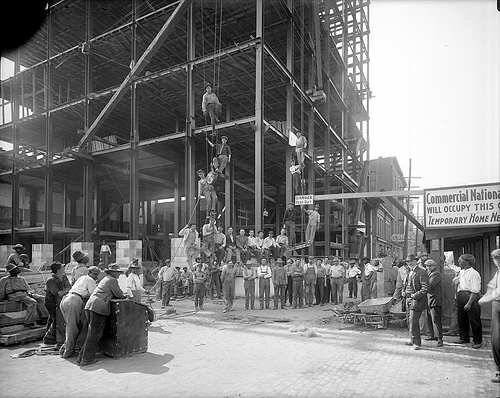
0, 296, 498, 398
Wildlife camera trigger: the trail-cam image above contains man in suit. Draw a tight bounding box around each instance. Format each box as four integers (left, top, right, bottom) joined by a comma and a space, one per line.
403, 254, 430, 350
425, 259, 443, 347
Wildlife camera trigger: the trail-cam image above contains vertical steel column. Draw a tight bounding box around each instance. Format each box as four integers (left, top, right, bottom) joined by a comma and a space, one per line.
83, 161, 93, 241
341, 0, 351, 256
94, 177, 101, 239
83, 0, 93, 241
313, 0, 323, 90
10, 50, 20, 244
254, 0, 264, 233
285, 0, 294, 206
62, 183, 67, 228
44, 8, 54, 243
225, 163, 235, 229
185, 3, 197, 226
174, 164, 181, 234
29, 188, 38, 227
307, 106, 315, 255
130, 0, 140, 240
323, 0, 332, 257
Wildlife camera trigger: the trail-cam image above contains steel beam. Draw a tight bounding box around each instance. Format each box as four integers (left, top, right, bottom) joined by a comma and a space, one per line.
185, 2, 196, 226
285, 0, 294, 206
43, 8, 54, 243
324, 0, 332, 257
129, 0, 140, 240
77, 0, 193, 149
83, 160, 93, 241
314, 190, 423, 201
254, 0, 264, 233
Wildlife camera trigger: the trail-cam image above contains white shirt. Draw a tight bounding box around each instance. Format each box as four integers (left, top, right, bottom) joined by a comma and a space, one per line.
364, 263, 379, 276
127, 273, 145, 297
69, 275, 97, 299
487, 271, 500, 301
248, 236, 259, 247
257, 265, 272, 278
347, 265, 361, 278
263, 237, 277, 249
458, 267, 481, 293
276, 235, 289, 247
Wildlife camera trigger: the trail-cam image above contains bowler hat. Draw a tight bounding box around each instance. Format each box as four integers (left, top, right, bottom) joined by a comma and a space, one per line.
104, 263, 124, 273
12, 244, 25, 250
221, 136, 228, 140
5, 264, 18, 273
72, 250, 88, 262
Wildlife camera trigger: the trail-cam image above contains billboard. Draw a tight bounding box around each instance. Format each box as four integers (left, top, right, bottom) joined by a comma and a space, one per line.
424, 182, 500, 229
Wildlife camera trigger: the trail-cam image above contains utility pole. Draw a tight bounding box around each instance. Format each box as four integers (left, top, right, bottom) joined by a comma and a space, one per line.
403, 159, 412, 259
414, 200, 419, 255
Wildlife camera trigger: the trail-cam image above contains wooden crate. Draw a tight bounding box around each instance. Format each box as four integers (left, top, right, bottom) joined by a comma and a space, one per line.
100, 299, 149, 358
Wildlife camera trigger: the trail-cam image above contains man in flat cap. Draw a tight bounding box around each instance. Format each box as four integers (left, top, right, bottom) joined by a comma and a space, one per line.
454, 253, 482, 349
0, 263, 49, 328
479, 249, 500, 383
71, 250, 90, 284
202, 82, 222, 131
207, 135, 231, 174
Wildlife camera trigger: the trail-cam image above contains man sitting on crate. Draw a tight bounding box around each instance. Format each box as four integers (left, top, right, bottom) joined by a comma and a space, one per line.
0, 263, 49, 328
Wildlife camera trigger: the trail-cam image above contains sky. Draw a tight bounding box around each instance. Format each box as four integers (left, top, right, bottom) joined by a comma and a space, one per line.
369, 0, 500, 193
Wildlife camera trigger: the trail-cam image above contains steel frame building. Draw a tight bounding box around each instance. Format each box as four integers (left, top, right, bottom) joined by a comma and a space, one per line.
0, 0, 370, 262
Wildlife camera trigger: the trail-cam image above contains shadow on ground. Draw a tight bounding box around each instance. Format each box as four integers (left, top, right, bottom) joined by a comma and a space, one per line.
79, 352, 174, 375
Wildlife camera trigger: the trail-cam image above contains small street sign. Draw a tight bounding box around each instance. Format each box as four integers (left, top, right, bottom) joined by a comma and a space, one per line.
295, 195, 314, 205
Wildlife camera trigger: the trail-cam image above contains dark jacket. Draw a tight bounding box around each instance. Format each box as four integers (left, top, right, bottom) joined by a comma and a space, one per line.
427, 269, 443, 307
406, 266, 429, 312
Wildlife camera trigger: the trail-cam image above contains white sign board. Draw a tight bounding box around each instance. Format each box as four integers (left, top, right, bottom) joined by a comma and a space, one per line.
391, 234, 405, 243
424, 182, 500, 229
295, 195, 314, 206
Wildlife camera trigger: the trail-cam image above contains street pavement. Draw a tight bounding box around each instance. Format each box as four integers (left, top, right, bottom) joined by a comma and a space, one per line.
0, 294, 498, 398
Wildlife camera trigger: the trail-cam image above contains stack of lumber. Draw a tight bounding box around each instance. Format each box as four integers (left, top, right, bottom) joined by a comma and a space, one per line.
0, 271, 48, 345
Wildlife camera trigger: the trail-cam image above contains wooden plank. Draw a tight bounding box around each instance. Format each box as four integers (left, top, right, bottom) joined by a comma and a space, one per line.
0, 326, 45, 345
0, 301, 23, 313
0, 311, 27, 327
0, 324, 25, 334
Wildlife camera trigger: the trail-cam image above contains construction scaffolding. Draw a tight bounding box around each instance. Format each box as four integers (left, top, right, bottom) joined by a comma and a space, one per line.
0, 0, 370, 262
